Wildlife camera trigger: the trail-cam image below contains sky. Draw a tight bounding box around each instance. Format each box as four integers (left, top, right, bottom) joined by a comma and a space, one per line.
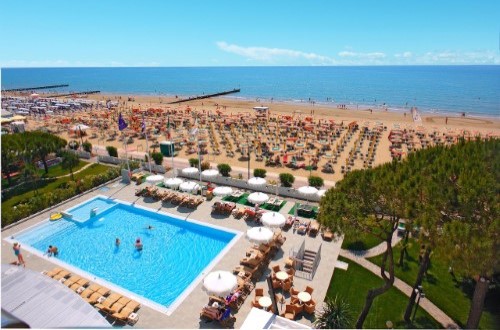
1, 0, 499, 67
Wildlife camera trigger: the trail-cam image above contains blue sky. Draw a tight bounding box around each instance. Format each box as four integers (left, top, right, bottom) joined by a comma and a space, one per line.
1, 0, 499, 67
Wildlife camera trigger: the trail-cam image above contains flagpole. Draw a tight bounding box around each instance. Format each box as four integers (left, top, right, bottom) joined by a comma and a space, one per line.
197, 118, 202, 185
167, 116, 175, 178
143, 114, 152, 172
123, 132, 130, 173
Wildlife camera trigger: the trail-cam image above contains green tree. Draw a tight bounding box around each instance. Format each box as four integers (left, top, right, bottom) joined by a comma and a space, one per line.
61, 151, 80, 181
308, 175, 324, 188
279, 173, 295, 187
21, 163, 40, 195
253, 168, 266, 178
314, 295, 352, 329
1, 134, 20, 186
32, 132, 67, 174
151, 152, 164, 165
319, 161, 410, 328
106, 146, 118, 157
217, 163, 232, 177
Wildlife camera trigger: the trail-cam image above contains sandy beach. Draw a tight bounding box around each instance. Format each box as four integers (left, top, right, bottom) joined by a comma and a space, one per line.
15, 92, 500, 184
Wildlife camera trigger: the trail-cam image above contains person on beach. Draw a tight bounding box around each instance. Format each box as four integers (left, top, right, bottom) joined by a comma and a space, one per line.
13, 243, 25, 267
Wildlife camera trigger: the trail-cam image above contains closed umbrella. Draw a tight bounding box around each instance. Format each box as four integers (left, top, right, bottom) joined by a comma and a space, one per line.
71, 124, 90, 131
180, 181, 200, 192
145, 175, 164, 185
201, 169, 219, 179
246, 226, 274, 244
261, 212, 286, 228
164, 177, 183, 189
203, 271, 238, 297
248, 177, 266, 187
247, 192, 269, 205
213, 186, 233, 197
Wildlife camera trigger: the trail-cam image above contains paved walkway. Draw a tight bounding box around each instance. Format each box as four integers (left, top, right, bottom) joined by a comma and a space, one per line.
340, 233, 458, 329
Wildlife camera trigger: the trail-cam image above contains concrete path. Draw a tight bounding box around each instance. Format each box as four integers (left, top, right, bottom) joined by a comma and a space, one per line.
340, 245, 459, 329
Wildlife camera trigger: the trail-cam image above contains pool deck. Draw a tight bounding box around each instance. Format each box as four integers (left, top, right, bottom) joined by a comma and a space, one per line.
1, 180, 342, 329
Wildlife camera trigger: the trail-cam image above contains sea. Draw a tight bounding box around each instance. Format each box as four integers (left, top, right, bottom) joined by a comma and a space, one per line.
1, 66, 499, 118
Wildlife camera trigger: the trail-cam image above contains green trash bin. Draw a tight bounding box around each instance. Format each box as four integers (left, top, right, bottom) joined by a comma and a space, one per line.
160, 141, 175, 157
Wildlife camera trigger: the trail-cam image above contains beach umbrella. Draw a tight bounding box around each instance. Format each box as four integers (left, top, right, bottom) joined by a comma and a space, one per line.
247, 192, 269, 205
213, 186, 233, 197
182, 167, 199, 176
164, 177, 183, 189
317, 189, 327, 198
71, 124, 90, 131
246, 226, 274, 244
180, 181, 200, 193
298, 185, 319, 203
203, 271, 238, 297
261, 212, 286, 228
145, 174, 164, 185
247, 177, 266, 187
201, 169, 219, 179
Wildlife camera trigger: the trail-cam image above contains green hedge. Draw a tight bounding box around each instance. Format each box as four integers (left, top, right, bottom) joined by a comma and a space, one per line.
1, 166, 120, 227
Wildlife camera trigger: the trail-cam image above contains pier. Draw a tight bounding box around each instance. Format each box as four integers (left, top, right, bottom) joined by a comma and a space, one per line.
168, 88, 240, 104
45, 91, 101, 98
2, 84, 69, 92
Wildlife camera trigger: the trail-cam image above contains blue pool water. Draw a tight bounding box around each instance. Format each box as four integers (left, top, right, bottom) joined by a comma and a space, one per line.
14, 197, 236, 308
66, 197, 117, 222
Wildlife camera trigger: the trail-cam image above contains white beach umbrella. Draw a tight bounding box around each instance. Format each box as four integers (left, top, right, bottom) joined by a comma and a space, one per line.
246, 226, 274, 244
213, 186, 233, 197
182, 167, 199, 175
180, 181, 200, 192
317, 189, 327, 198
71, 124, 90, 131
247, 177, 266, 187
164, 177, 183, 189
145, 174, 164, 185
247, 192, 269, 205
201, 169, 219, 179
261, 212, 286, 228
203, 271, 238, 297
298, 185, 319, 203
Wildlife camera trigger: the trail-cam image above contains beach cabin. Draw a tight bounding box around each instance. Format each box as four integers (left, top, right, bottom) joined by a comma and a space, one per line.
253, 106, 269, 118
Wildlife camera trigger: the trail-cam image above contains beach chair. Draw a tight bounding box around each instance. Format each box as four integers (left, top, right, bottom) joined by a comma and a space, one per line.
308, 221, 320, 237
53, 270, 71, 281
63, 275, 82, 287
322, 228, 334, 241
94, 293, 123, 311
297, 220, 311, 235
99, 296, 131, 315
111, 300, 141, 325
240, 255, 264, 268
44, 267, 64, 278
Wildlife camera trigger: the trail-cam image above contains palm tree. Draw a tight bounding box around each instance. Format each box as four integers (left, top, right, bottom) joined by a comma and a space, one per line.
314, 295, 352, 329
61, 151, 80, 181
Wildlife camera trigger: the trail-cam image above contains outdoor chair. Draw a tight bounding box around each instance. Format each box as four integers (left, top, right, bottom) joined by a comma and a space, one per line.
44, 267, 63, 278
304, 299, 317, 314
281, 304, 296, 320
308, 221, 320, 236
94, 293, 122, 311
304, 285, 314, 295
322, 228, 334, 241
251, 288, 264, 308
53, 270, 71, 281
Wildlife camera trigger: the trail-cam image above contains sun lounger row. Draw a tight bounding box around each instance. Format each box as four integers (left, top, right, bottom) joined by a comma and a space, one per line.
43, 267, 141, 325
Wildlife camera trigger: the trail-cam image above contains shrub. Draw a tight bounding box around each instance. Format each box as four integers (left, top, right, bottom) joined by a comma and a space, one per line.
106, 146, 118, 157
201, 161, 211, 171
314, 295, 352, 329
217, 163, 232, 177
151, 152, 164, 165
68, 140, 79, 150
82, 141, 92, 153
279, 173, 295, 187
189, 158, 199, 167
253, 168, 267, 178
308, 175, 324, 188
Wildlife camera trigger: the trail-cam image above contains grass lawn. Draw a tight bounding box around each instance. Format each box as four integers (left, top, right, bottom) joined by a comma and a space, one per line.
368, 239, 499, 329
327, 256, 441, 329
341, 230, 383, 251
2, 163, 112, 210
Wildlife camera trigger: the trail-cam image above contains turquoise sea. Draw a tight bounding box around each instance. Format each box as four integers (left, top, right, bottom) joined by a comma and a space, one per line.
2, 66, 499, 117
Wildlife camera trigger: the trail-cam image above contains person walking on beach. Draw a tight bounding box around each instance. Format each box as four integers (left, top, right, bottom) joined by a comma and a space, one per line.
13, 243, 25, 267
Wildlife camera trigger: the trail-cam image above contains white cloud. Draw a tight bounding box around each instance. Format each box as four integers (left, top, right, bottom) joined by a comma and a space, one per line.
338, 51, 386, 59
395, 51, 412, 58
216, 41, 336, 65
415, 51, 500, 64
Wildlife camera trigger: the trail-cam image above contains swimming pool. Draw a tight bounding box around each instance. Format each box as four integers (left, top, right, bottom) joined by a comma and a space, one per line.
12, 196, 240, 314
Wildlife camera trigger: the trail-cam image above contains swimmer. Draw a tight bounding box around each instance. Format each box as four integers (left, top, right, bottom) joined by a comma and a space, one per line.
135, 238, 143, 251
115, 238, 121, 247
47, 245, 59, 257
13, 243, 25, 267
146, 225, 154, 230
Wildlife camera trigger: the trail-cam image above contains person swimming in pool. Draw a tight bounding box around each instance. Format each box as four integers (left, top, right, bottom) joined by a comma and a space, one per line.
145, 225, 154, 230
47, 245, 59, 257
135, 238, 143, 251
115, 238, 121, 247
